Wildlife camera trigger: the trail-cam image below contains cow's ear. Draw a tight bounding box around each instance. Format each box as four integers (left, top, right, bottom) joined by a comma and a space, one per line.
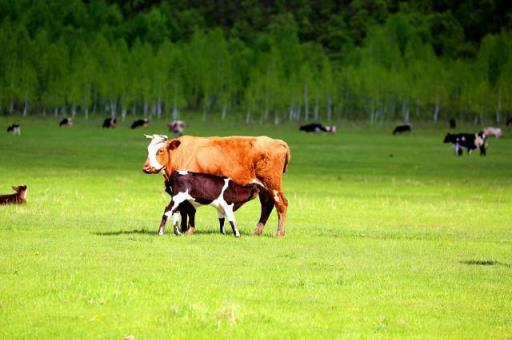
168, 140, 181, 150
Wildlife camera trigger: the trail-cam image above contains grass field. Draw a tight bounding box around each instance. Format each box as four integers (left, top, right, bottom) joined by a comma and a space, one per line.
1, 116, 511, 338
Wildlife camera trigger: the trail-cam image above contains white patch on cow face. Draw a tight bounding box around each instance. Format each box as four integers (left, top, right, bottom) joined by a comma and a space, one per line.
146, 137, 167, 171
177, 170, 189, 175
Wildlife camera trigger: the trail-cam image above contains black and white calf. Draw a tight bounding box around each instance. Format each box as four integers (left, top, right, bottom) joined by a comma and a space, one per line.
444, 132, 487, 156
158, 171, 260, 237
392, 124, 412, 134
6, 124, 21, 135
59, 117, 72, 127
299, 123, 336, 133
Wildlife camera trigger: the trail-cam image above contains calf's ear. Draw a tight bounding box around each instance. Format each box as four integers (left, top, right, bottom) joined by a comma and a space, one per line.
168, 140, 181, 150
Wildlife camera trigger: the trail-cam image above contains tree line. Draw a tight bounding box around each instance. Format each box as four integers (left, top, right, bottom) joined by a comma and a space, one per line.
0, 0, 511, 123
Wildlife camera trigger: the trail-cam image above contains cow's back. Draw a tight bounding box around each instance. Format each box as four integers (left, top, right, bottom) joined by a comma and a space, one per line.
168, 136, 289, 185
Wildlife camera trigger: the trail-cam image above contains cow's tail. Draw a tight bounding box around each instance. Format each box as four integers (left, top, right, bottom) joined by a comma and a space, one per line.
282, 144, 291, 174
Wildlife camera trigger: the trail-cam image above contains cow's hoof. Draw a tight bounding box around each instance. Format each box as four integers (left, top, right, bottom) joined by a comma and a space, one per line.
185, 227, 196, 235
275, 232, 285, 238
158, 232, 164, 236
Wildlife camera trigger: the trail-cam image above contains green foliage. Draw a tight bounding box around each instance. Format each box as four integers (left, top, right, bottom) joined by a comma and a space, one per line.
0, 1, 511, 123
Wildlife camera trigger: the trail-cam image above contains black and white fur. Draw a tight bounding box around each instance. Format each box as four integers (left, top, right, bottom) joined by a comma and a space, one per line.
159, 171, 260, 237
59, 117, 72, 127
7, 124, 21, 135
444, 132, 487, 156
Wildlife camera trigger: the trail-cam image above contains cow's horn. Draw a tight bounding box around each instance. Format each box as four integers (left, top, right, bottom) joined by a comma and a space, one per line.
144, 134, 154, 140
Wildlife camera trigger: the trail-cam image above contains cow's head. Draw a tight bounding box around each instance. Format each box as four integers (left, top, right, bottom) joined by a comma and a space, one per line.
142, 134, 181, 174
443, 133, 453, 143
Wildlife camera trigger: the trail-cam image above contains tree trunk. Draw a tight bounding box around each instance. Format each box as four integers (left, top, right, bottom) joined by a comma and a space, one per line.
245, 109, 251, 124
143, 99, 148, 117
23, 100, 29, 116
402, 98, 410, 123
496, 89, 502, 124
433, 95, 440, 124
221, 105, 227, 120
84, 106, 89, 120
71, 104, 76, 118
304, 83, 309, 121
327, 97, 332, 121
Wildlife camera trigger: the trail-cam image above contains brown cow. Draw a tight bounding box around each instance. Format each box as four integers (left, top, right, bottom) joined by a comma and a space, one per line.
142, 134, 290, 237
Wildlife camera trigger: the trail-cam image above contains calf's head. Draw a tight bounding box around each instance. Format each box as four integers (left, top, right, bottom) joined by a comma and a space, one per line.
142, 135, 181, 174
13, 185, 27, 199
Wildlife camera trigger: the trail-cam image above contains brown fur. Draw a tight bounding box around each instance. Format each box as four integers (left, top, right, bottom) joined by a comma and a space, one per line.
143, 135, 291, 237
0, 185, 27, 205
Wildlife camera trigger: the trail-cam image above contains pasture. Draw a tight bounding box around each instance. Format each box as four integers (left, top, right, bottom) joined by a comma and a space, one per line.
1, 116, 511, 338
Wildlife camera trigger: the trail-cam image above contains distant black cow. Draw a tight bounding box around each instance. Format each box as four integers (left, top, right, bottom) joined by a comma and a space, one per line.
59, 117, 72, 127
392, 124, 411, 135
444, 132, 486, 156
449, 118, 456, 129
158, 170, 260, 237
299, 123, 336, 133
102, 117, 117, 128
131, 118, 149, 129
506, 117, 512, 127
6, 124, 21, 135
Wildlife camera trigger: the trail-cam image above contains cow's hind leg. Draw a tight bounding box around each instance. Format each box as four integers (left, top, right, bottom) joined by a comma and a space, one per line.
252, 190, 274, 236
271, 190, 288, 238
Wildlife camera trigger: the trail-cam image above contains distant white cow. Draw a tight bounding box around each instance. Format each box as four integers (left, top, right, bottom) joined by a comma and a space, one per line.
483, 127, 502, 138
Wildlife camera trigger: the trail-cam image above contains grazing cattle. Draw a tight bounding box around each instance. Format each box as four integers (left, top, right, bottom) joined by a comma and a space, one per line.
143, 134, 290, 237
299, 123, 336, 133
506, 117, 512, 127
393, 124, 412, 135
0, 185, 27, 205
131, 118, 149, 129
59, 117, 72, 127
158, 171, 260, 237
6, 124, 21, 135
444, 132, 487, 156
168, 120, 186, 136
483, 127, 502, 138
449, 118, 456, 129
102, 117, 117, 128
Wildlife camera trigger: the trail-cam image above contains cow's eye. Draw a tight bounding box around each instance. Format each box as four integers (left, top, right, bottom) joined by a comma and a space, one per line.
158, 149, 163, 154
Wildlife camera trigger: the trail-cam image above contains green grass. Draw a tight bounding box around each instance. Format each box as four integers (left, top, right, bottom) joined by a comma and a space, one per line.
1, 116, 511, 338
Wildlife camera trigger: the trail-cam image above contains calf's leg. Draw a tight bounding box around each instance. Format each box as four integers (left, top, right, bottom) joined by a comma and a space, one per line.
223, 206, 240, 237
218, 211, 226, 235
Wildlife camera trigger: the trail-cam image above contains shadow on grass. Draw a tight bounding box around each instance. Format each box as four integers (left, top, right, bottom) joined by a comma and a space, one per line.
460, 260, 510, 267
94, 228, 273, 238
94, 229, 155, 236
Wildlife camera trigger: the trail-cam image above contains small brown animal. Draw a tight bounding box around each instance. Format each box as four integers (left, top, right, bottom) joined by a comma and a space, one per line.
0, 185, 27, 205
